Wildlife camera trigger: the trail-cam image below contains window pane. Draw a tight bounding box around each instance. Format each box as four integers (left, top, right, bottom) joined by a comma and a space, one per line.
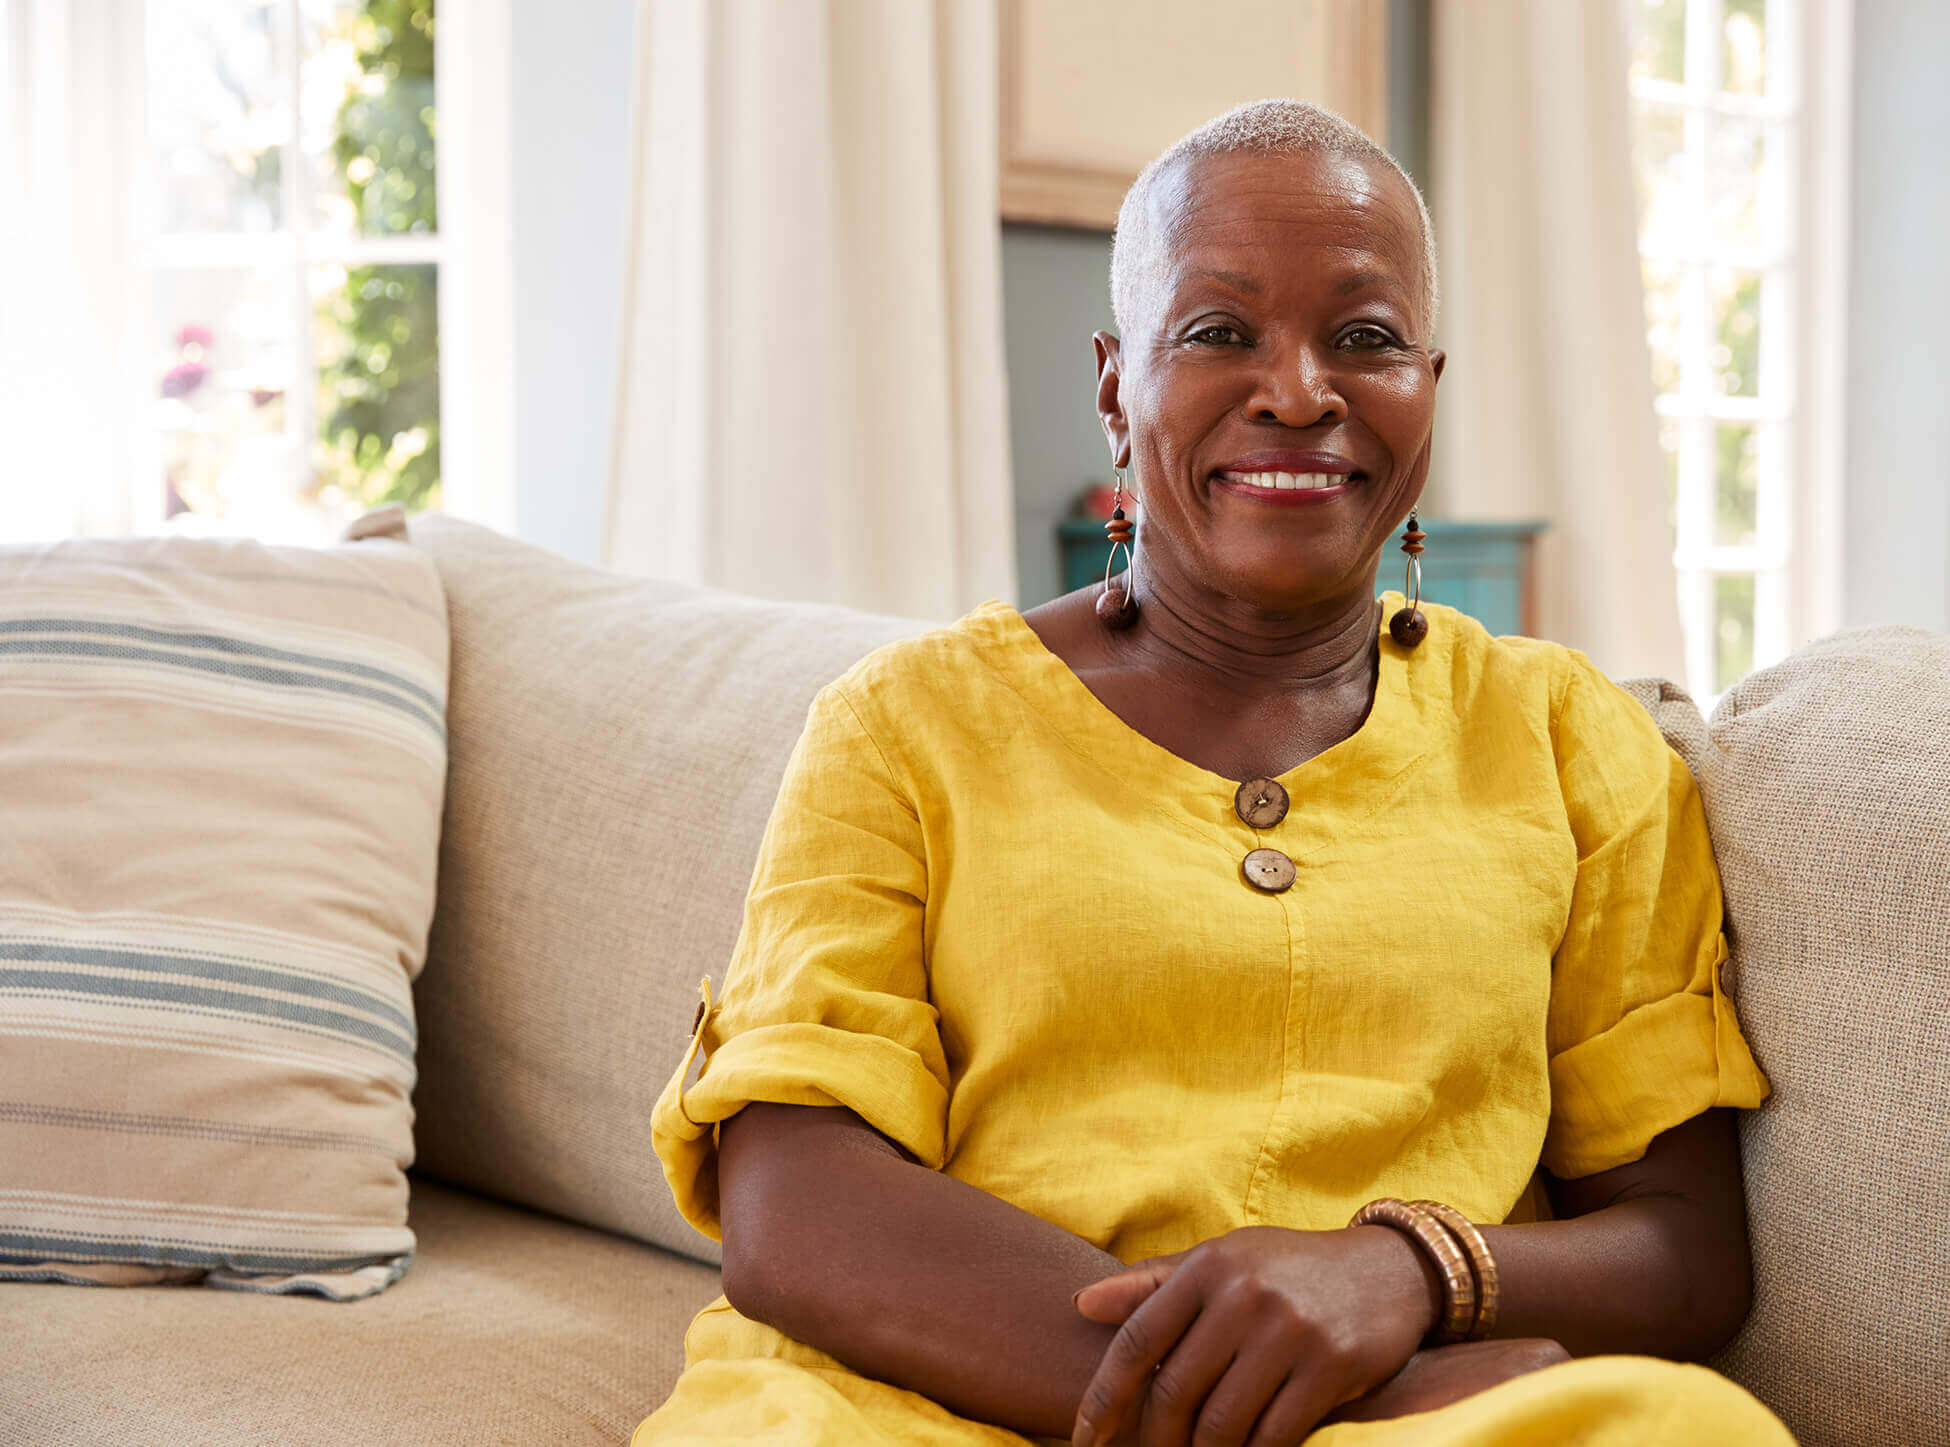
1642, 260, 1688, 396
145, 0, 291, 233
1714, 573, 1756, 691
1632, 106, 1690, 252
1711, 269, 1762, 397
313, 263, 441, 515
1714, 424, 1759, 546
152, 266, 299, 528
1709, 119, 1779, 253
1632, 0, 1688, 85
303, 0, 438, 238
1721, 0, 1768, 97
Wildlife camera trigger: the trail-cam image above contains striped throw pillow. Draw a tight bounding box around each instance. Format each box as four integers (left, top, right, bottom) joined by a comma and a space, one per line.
0, 510, 445, 1300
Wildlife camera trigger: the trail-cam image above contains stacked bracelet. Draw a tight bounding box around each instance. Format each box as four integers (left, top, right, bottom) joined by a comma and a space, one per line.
1347, 1196, 1500, 1346
1410, 1199, 1500, 1342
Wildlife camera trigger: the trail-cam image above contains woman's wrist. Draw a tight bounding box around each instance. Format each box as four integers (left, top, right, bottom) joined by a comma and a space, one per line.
1349, 1223, 1446, 1342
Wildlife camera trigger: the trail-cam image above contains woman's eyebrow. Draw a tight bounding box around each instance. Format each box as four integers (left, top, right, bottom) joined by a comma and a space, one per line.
1181, 268, 1263, 294
1336, 269, 1404, 296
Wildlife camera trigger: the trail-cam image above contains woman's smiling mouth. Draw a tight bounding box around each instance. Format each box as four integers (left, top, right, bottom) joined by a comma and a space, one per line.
1211, 451, 1364, 505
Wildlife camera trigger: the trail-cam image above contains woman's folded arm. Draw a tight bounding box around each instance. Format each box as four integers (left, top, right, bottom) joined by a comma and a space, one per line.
718, 1100, 1129, 1440
1476, 1107, 1755, 1362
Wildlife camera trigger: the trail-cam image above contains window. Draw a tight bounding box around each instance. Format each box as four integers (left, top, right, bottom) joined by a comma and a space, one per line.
1626, 0, 1845, 702
2, 0, 512, 547
140, 0, 440, 544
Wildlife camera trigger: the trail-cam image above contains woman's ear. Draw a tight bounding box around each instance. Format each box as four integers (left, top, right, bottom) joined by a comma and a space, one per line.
1093, 331, 1132, 470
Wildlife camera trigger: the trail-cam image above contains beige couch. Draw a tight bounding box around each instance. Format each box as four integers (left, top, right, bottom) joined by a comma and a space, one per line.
5, 516, 1944, 1446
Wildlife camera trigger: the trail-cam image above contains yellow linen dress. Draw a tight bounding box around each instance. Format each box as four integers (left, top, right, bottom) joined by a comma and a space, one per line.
634, 595, 1790, 1446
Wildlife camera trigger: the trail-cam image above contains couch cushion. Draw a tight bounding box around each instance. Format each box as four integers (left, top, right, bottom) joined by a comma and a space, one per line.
1624, 625, 1950, 1447
404, 515, 926, 1265
0, 522, 446, 1299
0, 1175, 723, 1446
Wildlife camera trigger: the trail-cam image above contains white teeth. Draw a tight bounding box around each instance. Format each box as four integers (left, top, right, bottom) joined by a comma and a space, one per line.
1231, 471, 1350, 490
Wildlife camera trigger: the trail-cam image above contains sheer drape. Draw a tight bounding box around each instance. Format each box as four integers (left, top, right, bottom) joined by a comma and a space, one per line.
1428, 0, 1686, 680
607, 0, 1016, 619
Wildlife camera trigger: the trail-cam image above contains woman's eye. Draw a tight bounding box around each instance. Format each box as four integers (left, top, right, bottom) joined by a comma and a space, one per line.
1187, 324, 1243, 345
1341, 325, 1397, 349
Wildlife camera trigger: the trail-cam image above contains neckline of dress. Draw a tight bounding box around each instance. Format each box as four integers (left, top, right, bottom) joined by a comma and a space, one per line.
970, 591, 1427, 803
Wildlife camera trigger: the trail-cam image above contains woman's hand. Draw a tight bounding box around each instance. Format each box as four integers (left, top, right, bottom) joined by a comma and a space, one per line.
1317, 1338, 1572, 1426
1070, 1224, 1445, 1447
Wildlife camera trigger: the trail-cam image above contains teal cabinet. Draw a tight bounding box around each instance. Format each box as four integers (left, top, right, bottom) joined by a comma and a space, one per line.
1054, 517, 1547, 638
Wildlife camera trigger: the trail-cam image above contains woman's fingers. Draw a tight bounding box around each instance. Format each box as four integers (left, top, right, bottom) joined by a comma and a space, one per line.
1133, 1309, 1245, 1447
1072, 1267, 1204, 1447
1074, 1252, 1188, 1324
1185, 1340, 1304, 1447
1241, 1369, 1348, 1447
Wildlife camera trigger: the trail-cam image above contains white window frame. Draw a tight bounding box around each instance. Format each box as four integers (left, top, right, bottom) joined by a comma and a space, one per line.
1626, 0, 1850, 702
0, 0, 513, 543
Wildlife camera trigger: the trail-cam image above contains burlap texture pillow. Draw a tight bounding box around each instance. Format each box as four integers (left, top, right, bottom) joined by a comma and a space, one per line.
1624, 626, 1950, 1446
406, 515, 923, 1265
0, 508, 447, 1299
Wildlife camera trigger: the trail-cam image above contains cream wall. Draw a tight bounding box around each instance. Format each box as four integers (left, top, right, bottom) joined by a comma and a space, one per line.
1842, 0, 1950, 632
509, 0, 636, 567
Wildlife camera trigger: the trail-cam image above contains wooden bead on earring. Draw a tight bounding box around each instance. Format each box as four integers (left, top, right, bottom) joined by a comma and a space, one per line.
1098, 482, 1140, 630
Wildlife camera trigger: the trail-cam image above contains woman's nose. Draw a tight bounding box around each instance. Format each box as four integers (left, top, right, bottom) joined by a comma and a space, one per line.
1246, 344, 1347, 427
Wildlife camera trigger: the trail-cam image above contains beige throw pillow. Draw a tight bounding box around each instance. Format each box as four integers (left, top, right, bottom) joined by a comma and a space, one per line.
1626, 625, 1950, 1447
0, 509, 447, 1299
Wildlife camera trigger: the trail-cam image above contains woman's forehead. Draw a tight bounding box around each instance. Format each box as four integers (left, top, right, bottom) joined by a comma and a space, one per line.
1150, 150, 1425, 298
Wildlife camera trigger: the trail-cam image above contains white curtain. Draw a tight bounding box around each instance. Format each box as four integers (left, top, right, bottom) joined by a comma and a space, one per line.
1428, 0, 1686, 682
607, 0, 1016, 620
1, 0, 132, 542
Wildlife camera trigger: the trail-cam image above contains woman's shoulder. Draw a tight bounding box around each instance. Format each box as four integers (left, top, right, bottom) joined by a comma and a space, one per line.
814, 599, 1031, 742
1412, 599, 1659, 754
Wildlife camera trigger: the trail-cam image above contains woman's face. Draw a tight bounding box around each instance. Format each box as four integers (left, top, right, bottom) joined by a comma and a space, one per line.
1097, 149, 1444, 615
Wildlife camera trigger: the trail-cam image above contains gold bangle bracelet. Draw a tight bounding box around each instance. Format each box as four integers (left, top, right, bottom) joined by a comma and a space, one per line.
1411, 1199, 1500, 1342
1348, 1196, 1477, 1345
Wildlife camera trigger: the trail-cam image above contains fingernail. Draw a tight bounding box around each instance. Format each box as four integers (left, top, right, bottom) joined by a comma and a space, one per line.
1071, 1286, 1085, 1306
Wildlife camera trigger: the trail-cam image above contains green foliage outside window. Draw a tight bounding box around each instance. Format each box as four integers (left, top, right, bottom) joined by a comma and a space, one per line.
315, 0, 440, 513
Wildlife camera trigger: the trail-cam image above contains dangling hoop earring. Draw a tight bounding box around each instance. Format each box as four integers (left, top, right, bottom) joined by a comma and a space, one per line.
1096, 468, 1140, 630
1388, 513, 1429, 648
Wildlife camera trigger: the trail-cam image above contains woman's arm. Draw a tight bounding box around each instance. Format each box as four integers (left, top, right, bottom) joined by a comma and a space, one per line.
1071, 1108, 1754, 1445
1481, 1105, 1754, 1359
717, 1100, 1132, 1440
721, 1102, 1577, 1444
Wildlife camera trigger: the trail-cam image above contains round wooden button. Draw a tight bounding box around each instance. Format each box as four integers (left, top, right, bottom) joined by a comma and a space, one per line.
1242, 847, 1296, 893
1234, 777, 1289, 828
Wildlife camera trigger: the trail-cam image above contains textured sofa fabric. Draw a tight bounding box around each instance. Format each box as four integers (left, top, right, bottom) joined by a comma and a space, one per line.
405, 515, 925, 1266
2, 1177, 723, 1446
1623, 626, 1950, 1447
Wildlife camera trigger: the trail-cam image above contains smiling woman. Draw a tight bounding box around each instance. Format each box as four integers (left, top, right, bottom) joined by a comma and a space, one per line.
632, 101, 1791, 1447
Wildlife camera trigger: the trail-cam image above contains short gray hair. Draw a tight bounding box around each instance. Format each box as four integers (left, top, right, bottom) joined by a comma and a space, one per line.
1109, 98, 1439, 338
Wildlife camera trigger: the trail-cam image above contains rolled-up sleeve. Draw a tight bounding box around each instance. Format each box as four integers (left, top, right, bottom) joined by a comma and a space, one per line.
1541, 658, 1770, 1180
652, 682, 947, 1242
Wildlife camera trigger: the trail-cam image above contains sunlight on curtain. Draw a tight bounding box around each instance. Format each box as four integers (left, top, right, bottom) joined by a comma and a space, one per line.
607, 0, 1016, 619
1428, 0, 1688, 682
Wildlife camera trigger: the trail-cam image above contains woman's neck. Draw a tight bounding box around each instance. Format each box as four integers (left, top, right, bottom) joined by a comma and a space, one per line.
1113, 551, 1383, 706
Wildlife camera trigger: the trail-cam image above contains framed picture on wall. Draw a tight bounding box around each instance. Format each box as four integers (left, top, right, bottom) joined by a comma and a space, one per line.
998, 0, 1389, 230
